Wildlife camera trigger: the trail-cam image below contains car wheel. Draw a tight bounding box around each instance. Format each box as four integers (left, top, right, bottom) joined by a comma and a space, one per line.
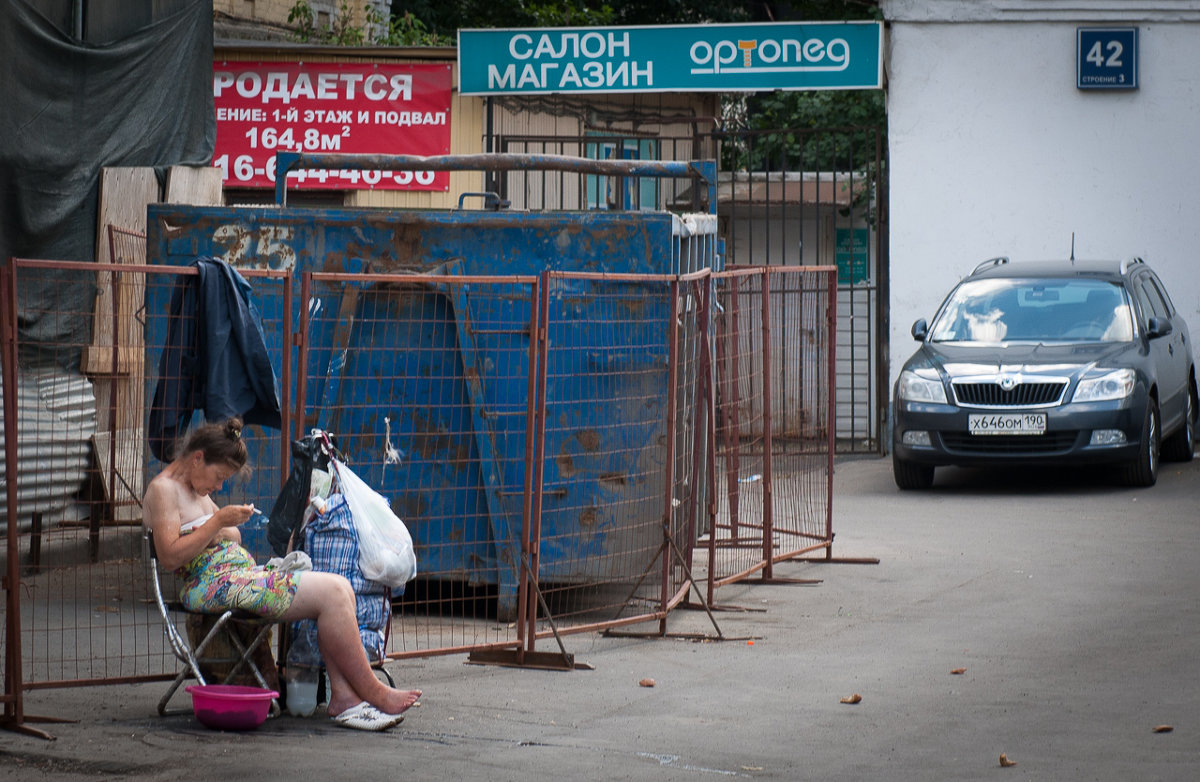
1161, 381, 1196, 463
1121, 400, 1160, 487
893, 455, 935, 490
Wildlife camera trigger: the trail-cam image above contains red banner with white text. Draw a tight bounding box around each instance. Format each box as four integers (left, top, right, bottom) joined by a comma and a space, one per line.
212, 61, 452, 191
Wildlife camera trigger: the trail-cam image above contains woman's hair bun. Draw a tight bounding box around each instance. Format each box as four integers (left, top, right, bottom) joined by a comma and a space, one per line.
225, 416, 244, 440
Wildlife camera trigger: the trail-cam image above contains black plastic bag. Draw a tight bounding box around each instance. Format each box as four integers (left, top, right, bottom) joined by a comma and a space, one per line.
267, 433, 337, 556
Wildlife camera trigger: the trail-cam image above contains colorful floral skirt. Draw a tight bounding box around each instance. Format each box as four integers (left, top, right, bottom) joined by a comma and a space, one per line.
179, 540, 299, 620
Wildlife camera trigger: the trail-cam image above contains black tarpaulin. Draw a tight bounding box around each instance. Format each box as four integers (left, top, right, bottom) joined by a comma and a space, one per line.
0, 0, 215, 367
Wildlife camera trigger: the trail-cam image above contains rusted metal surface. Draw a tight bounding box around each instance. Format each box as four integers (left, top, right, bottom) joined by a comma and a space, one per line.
146, 195, 718, 619
1, 259, 838, 719
703, 267, 840, 597
273, 152, 717, 208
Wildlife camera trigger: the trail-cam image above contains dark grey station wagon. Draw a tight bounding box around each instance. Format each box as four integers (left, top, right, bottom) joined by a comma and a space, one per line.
892, 257, 1196, 489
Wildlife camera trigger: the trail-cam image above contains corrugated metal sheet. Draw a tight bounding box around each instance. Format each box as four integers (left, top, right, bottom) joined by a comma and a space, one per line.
0, 367, 97, 532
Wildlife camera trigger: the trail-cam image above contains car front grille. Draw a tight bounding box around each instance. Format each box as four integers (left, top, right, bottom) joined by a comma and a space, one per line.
952, 381, 1067, 407
940, 431, 1081, 454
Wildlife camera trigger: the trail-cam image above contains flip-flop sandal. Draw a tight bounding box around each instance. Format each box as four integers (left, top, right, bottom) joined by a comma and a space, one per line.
330, 701, 405, 731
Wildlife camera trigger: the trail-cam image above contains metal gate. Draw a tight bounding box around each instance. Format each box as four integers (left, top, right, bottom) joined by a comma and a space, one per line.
708, 126, 886, 454
492, 122, 886, 454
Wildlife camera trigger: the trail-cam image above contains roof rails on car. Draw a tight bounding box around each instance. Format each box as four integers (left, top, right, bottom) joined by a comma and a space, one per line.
971, 256, 1009, 275
1120, 256, 1145, 275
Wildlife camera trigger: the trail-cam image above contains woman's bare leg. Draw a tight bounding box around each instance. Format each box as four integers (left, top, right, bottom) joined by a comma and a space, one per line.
281, 571, 420, 716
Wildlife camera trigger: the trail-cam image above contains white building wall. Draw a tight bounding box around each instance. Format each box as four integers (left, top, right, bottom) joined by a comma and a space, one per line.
882, 1, 1200, 408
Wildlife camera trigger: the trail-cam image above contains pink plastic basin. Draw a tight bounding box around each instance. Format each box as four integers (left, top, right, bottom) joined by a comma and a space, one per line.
186, 684, 278, 731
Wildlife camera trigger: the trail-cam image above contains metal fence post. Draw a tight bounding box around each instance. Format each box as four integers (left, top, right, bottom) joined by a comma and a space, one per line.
659, 277, 681, 633
524, 271, 551, 656
0, 259, 24, 734
703, 275, 719, 608
760, 269, 774, 578
0, 260, 63, 739
825, 268, 838, 551
294, 272, 313, 442
279, 270, 293, 485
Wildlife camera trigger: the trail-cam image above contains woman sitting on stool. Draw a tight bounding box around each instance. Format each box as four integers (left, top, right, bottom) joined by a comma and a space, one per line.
142, 417, 421, 731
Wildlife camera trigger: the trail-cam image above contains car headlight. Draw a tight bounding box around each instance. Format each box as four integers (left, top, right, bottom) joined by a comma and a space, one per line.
898, 369, 947, 403
1073, 368, 1136, 403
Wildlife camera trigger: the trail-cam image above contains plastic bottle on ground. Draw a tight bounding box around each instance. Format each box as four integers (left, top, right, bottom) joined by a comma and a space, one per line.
285, 622, 320, 717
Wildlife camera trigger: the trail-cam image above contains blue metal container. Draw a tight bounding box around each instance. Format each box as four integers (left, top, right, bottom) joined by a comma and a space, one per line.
146, 155, 719, 616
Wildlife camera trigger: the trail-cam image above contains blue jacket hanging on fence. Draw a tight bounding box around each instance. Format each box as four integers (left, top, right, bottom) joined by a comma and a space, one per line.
148, 257, 281, 461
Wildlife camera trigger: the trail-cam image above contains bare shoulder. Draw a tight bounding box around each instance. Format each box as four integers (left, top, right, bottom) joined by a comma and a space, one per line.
142, 472, 181, 529
143, 472, 174, 505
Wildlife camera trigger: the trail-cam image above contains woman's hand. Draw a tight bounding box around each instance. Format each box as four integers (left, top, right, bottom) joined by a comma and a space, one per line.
213, 503, 256, 528
211, 504, 253, 544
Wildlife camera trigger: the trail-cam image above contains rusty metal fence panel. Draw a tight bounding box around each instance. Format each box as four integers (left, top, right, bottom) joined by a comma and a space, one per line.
296, 269, 708, 659
702, 267, 836, 599
1, 257, 291, 697
521, 271, 708, 643
2, 259, 837, 733
296, 271, 536, 659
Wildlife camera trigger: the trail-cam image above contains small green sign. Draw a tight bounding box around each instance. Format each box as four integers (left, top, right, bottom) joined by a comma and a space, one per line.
835, 228, 869, 285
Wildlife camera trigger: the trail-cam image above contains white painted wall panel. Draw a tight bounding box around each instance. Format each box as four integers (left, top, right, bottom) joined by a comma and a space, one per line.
883, 4, 1200, 406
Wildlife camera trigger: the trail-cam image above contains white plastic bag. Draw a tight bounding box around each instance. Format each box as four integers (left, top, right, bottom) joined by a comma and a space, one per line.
332, 458, 417, 588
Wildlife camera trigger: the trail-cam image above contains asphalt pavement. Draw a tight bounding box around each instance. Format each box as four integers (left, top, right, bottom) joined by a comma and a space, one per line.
3, 455, 1198, 781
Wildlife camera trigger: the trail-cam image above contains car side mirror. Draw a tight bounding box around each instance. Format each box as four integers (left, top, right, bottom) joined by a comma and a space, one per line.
1146, 317, 1173, 339
911, 319, 928, 341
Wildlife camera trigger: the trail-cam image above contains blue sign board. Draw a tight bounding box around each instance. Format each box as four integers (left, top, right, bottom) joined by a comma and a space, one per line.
458, 22, 883, 95
1077, 27, 1138, 90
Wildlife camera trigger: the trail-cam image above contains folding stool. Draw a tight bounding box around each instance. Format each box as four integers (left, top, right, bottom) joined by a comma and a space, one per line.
144, 529, 281, 717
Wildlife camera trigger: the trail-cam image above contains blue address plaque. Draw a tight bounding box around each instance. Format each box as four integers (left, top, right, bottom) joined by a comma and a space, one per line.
1077, 27, 1138, 90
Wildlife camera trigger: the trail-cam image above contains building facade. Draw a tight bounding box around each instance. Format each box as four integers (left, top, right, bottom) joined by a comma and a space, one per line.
881, 1, 1200, 415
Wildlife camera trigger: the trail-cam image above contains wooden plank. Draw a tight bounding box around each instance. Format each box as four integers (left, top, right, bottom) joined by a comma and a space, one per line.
92, 356, 145, 434
81, 345, 141, 374
91, 430, 145, 524
89, 167, 220, 505
165, 165, 223, 205
96, 168, 158, 260
88, 169, 156, 376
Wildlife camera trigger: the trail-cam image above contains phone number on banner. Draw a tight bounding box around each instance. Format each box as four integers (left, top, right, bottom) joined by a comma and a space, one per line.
213, 154, 438, 187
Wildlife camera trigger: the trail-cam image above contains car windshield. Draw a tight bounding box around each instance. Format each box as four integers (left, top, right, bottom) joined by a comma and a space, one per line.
929, 278, 1134, 344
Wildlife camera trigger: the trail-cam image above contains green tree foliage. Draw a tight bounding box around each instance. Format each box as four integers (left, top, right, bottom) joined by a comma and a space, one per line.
288, 2, 454, 45
287, 2, 886, 173
724, 89, 886, 172
710, 1, 885, 172
392, 0, 886, 170
289, 2, 362, 44
395, 0, 752, 35
389, 0, 885, 37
